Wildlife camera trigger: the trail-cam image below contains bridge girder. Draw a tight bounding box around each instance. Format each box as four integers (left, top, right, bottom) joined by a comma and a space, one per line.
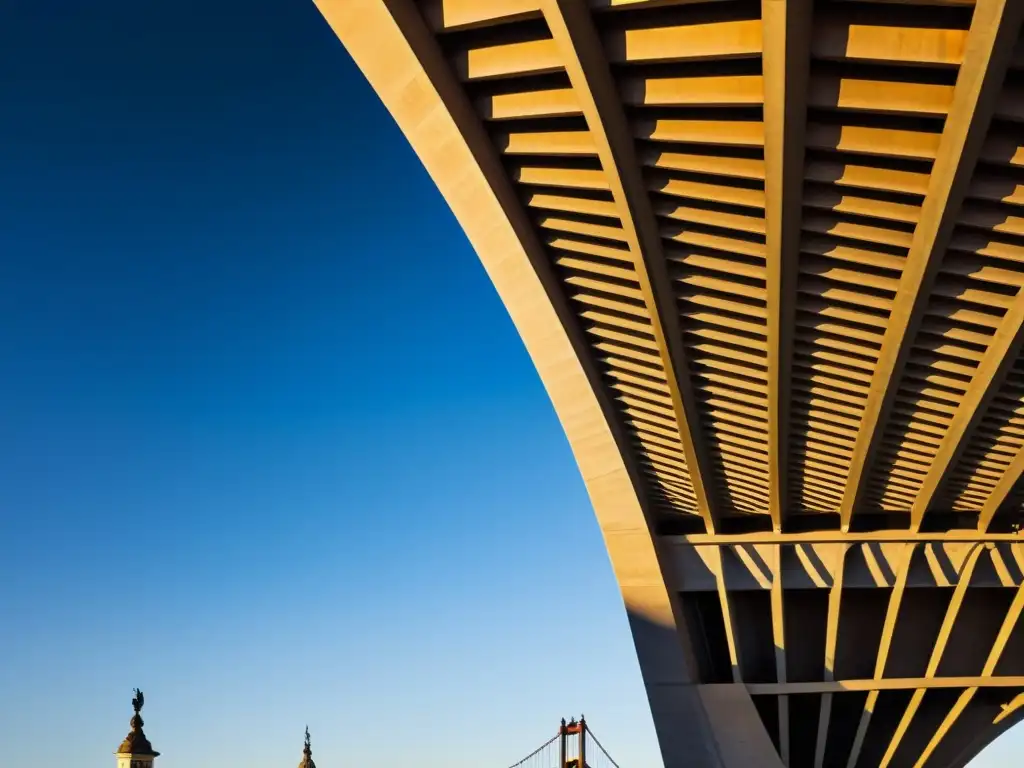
319, 1, 1024, 765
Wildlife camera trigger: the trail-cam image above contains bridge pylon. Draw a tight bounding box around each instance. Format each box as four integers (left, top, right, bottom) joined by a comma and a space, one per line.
502, 716, 617, 768
558, 716, 588, 768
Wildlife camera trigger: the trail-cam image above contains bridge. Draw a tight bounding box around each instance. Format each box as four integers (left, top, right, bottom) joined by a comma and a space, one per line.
507, 717, 621, 768
316, 1, 1024, 766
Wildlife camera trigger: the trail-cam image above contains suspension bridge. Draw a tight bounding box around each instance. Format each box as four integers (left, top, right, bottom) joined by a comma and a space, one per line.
505, 717, 620, 768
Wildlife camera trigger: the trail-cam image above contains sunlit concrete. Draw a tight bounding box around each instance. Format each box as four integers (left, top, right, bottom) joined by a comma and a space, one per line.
317, 1, 1024, 765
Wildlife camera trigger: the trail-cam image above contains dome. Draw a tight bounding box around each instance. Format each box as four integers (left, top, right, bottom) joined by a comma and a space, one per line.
116, 695, 159, 757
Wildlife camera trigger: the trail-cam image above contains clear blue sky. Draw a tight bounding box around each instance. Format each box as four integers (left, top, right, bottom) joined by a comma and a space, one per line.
0, 2, 1017, 768
0, 2, 657, 767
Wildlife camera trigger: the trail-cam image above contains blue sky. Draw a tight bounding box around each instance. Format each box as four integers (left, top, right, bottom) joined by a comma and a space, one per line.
0, 2, 1018, 768
0, 2, 658, 768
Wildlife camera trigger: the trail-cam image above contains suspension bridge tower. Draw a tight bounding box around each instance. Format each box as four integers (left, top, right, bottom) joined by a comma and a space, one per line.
508, 717, 619, 768
559, 716, 588, 768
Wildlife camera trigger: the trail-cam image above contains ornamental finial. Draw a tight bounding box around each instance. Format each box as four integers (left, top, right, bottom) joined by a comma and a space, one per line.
116, 689, 159, 757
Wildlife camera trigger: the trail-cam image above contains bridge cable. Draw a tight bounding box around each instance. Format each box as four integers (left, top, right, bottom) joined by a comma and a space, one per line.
584, 725, 621, 768
504, 733, 560, 768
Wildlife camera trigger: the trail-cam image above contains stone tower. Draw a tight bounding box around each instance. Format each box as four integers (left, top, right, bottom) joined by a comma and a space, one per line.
298, 727, 316, 768
115, 689, 159, 768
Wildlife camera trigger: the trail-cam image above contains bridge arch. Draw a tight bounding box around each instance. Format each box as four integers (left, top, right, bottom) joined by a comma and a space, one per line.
318, 2, 1024, 765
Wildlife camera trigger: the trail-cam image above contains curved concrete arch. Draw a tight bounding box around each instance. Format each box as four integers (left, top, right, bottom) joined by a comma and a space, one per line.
318, 1, 1024, 765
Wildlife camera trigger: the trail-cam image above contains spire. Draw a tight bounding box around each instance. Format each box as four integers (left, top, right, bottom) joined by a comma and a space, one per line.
298, 726, 316, 768
116, 689, 159, 757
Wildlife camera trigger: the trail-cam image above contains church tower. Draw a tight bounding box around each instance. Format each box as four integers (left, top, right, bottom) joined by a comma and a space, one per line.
298, 727, 316, 768
115, 689, 159, 768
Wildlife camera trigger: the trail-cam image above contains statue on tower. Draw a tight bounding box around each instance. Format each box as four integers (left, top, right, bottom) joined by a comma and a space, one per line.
116, 688, 159, 758
298, 726, 316, 768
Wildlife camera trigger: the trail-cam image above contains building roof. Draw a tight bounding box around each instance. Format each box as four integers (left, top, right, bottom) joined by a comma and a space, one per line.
116, 694, 159, 759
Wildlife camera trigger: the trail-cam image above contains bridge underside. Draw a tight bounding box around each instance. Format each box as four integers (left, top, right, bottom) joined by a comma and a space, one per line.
320, 1, 1024, 766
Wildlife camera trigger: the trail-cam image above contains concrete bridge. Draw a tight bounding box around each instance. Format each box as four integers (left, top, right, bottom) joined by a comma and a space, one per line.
316, 1, 1024, 765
